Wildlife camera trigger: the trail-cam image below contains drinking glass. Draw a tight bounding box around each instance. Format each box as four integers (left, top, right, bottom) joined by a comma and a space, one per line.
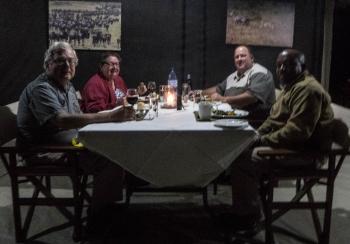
151, 96, 158, 117
182, 83, 190, 106
137, 82, 147, 96
147, 81, 157, 95
126, 88, 139, 106
194, 90, 202, 103
159, 85, 165, 102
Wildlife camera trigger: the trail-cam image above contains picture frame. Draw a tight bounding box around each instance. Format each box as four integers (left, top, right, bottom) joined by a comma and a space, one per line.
226, 0, 295, 47
48, 0, 122, 50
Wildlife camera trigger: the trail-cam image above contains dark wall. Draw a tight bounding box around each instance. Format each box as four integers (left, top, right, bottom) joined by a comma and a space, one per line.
0, 0, 324, 105
329, 2, 350, 106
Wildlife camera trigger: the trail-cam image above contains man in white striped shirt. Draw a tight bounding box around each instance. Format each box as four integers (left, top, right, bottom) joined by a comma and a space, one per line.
202, 45, 275, 118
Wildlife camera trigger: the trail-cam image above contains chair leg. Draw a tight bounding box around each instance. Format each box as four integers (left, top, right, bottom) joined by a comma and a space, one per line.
320, 156, 336, 244
306, 188, 322, 237
72, 172, 82, 241
125, 185, 132, 207
45, 176, 51, 193
202, 187, 208, 208
22, 179, 43, 239
265, 179, 275, 244
295, 178, 301, 193
11, 175, 25, 242
9, 153, 25, 242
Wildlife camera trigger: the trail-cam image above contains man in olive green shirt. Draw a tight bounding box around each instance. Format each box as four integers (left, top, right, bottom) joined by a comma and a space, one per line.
222, 49, 334, 230
258, 56, 334, 151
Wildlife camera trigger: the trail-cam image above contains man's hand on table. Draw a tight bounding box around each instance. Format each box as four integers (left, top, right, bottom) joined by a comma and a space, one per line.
210, 92, 225, 102
109, 106, 136, 122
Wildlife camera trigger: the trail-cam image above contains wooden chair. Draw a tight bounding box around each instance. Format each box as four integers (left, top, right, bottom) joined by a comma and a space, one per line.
0, 106, 88, 243
257, 118, 350, 244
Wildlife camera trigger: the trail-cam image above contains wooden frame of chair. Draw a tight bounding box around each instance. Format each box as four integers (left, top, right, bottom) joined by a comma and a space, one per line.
257, 145, 350, 244
0, 139, 88, 243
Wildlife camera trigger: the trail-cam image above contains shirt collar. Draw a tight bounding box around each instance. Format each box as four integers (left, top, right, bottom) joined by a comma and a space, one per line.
233, 64, 254, 82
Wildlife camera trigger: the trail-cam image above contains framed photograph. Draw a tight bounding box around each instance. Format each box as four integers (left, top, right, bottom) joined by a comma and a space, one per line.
48, 0, 122, 50
226, 0, 295, 47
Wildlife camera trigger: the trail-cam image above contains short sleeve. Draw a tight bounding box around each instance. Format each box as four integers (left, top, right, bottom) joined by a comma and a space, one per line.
216, 79, 227, 95
248, 72, 275, 105
29, 84, 62, 126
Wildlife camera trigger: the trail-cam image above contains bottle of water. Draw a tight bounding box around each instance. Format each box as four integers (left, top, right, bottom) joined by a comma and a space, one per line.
168, 67, 178, 89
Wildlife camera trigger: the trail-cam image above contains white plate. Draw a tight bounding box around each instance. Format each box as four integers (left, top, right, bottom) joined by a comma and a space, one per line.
216, 103, 231, 112
214, 119, 249, 128
212, 109, 249, 118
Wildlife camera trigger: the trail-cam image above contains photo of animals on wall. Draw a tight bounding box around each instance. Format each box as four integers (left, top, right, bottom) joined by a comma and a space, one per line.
49, 0, 121, 50
226, 0, 294, 47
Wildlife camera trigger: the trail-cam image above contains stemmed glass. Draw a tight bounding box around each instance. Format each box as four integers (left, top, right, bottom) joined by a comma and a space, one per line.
147, 81, 157, 95
151, 96, 158, 117
182, 83, 190, 106
146, 81, 157, 115
159, 85, 165, 102
126, 88, 139, 107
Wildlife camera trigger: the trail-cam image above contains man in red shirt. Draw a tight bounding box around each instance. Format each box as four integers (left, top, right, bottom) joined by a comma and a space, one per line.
81, 52, 128, 112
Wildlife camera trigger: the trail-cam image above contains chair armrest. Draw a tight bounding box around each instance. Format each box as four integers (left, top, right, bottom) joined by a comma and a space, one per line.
256, 145, 349, 159
0, 138, 86, 154
256, 148, 321, 158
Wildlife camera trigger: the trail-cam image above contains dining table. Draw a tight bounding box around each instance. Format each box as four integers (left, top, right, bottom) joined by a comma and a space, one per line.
78, 102, 257, 188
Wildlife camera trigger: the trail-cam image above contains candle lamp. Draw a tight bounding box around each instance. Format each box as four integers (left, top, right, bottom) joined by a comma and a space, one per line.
163, 85, 177, 108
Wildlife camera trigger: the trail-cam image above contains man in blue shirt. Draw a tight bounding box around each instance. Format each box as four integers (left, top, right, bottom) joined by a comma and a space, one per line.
17, 41, 135, 235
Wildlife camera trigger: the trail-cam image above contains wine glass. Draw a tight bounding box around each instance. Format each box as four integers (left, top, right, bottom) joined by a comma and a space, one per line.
147, 81, 157, 95
159, 85, 165, 102
182, 83, 190, 106
137, 82, 147, 96
126, 88, 139, 107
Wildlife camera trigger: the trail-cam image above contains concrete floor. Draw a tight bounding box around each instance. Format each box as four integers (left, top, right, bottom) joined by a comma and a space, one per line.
0, 173, 350, 244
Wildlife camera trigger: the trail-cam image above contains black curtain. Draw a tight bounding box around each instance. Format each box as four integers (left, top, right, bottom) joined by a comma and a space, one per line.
0, 0, 325, 105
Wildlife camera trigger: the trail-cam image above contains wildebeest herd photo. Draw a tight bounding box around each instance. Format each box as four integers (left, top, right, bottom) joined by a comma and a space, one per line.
49, 1, 121, 50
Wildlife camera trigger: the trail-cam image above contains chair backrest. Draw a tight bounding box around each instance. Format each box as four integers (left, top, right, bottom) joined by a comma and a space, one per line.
0, 105, 17, 145
332, 118, 350, 150
275, 88, 282, 99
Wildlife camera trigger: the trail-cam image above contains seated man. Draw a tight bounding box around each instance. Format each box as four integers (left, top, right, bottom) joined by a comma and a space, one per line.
226, 49, 334, 229
16, 42, 135, 232
81, 52, 128, 113
202, 45, 276, 119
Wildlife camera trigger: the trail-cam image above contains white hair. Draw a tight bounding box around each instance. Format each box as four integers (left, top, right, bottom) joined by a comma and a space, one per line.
43, 42, 78, 70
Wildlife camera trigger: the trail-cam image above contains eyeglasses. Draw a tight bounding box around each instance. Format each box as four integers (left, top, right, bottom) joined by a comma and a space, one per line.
103, 62, 120, 67
52, 58, 78, 66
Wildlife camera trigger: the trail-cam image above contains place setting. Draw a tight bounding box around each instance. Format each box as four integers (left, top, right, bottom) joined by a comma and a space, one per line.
127, 88, 158, 121
194, 101, 249, 128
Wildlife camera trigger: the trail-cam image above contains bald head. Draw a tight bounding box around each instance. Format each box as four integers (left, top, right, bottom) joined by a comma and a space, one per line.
276, 49, 306, 87
234, 45, 254, 75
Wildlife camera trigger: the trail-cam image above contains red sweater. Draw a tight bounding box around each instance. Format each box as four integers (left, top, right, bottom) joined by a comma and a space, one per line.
81, 73, 127, 113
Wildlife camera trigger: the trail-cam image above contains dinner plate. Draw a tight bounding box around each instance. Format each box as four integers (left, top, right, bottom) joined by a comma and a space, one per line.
214, 119, 249, 128
212, 109, 249, 119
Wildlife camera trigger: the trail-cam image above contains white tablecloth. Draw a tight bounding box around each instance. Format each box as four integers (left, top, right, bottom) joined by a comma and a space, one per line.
78, 103, 257, 187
